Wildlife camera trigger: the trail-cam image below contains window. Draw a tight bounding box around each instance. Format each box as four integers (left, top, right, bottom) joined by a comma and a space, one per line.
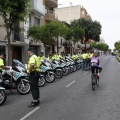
29, 14, 31, 26
34, 17, 40, 25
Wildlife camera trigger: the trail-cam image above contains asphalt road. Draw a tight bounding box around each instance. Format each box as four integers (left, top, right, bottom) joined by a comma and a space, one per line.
0, 55, 120, 120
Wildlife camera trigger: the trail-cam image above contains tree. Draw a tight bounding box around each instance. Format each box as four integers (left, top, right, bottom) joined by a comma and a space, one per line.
90, 42, 96, 49
96, 43, 109, 51
28, 20, 69, 54
0, 0, 31, 65
71, 26, 84, 45
70, 18, 102, 51
114, 41, 120, 50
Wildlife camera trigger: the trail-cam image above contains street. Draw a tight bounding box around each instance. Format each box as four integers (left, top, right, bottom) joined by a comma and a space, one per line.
0, 55, 120, 120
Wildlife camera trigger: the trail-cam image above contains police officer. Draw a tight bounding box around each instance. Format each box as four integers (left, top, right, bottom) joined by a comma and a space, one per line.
72, 52, 78, 61
38, 52, 45, 67
27, 48, 40, 107
53, 52, 60, 60
87, 51, 92, 70
47, 53, 54, 62
0, 53, 10, 72
39, 52, 45, 61
81, 52, 88, 71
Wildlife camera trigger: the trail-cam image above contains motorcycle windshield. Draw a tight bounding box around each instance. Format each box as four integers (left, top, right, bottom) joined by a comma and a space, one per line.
13, 59, 27, 71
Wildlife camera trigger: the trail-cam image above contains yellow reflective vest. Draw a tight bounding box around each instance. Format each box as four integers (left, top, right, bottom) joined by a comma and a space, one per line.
53, 54, 60, 60
0, 58, 4, 70
27, 54, 40, 73
72, 55, 78, 60
38, 56, 45, 66
47, 57, 52, 62
81, 53, 88, 59
87, 53, 92, 59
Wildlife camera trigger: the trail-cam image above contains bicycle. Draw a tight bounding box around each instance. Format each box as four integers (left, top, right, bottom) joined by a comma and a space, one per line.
91, 68, 99, 91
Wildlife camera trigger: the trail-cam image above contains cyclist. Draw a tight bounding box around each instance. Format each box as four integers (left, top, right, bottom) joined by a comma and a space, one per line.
91, 52, 102, 77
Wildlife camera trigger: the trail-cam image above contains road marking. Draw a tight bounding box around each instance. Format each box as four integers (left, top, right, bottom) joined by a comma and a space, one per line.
20, 107, 40, 120
66, 81, 75, 88
84, 72, 88, 75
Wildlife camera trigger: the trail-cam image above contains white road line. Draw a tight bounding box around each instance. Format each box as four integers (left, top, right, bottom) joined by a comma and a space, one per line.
84, 72, 88, 75
66, 81, 75, 88
19, 107, 40, 120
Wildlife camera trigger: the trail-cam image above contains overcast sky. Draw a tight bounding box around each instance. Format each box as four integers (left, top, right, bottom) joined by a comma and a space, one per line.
58, 0, 120, 50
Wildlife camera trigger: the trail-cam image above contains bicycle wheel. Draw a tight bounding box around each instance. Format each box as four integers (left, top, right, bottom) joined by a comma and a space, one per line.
91, 75, 96, 91
96, 76, 99, 86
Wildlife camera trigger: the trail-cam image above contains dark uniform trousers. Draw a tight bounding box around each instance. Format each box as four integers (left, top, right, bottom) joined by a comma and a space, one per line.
29, 71, 40, 100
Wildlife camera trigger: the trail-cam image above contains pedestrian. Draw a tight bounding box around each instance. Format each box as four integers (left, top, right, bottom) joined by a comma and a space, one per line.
27, 47, 40, 107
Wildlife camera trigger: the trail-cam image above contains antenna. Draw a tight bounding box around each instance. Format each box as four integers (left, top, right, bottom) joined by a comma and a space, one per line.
70, 2, 73, 6
58, 1, 73, 7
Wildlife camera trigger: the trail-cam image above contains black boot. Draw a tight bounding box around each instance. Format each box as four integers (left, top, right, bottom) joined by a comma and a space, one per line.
28, 100, 39, 107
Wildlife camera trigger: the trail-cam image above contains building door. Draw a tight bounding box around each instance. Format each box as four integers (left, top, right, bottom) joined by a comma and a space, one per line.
12, 46, 22, 62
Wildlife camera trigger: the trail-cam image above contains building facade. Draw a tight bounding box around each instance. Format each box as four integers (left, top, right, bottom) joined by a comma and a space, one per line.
0, 0, 46, 64
55, 5, 92, 54
43, 0, 58, 56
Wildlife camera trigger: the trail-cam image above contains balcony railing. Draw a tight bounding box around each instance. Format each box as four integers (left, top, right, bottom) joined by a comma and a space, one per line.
31, 0, 45, 15
45, 12, 56, 21
13, 33, 24, 42
45, 8, 58, 21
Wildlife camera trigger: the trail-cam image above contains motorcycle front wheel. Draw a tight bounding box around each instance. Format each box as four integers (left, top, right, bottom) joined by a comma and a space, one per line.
17, 79, 30, 95
0, 89, 7, 106
45, 72, 55, 83
38, 77, 46, 87
55, 69, 63, 79
63, 67, 69, 76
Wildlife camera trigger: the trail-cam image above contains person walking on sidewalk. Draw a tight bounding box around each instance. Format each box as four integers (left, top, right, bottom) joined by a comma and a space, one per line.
27, 47, 40, 107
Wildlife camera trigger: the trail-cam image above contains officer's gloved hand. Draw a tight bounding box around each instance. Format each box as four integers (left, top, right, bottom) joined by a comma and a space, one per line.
9, 67, 12, 71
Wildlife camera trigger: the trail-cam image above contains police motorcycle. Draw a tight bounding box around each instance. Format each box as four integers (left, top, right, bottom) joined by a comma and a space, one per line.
49, 59, 63, 79
65, 56, 76, 73
0, 72, 7, 106
1, 59, 30, 95
74, 57, 83, 70
37, 69, 46, 87
15, 59, 46, 87
40, 59, 55, 83
59, 58, 69, 76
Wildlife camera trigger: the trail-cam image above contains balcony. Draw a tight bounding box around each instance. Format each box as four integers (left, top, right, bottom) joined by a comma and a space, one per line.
45, 12, 56, 21
31, 0, 45, 16
45, 0, 58, 8
13, 33, 24, 42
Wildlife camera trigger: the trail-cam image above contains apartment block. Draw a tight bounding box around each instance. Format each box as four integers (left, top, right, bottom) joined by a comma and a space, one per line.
0, 0, 45, 64
55, 5, 92, 24
55, 5, 92, 54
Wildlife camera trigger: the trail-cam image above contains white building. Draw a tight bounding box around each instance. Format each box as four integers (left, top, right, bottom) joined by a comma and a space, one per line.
55, 5, 92, 24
